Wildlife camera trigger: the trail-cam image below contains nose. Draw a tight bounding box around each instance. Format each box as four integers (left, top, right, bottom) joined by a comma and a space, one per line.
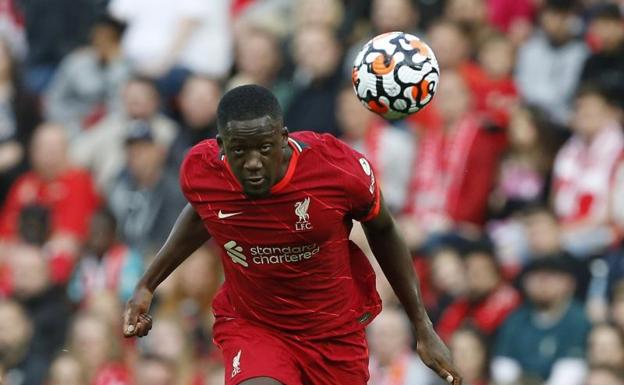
243, 152, 263, 173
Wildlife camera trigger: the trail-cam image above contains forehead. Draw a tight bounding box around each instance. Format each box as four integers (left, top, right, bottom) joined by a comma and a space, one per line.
223, 116, 281, 141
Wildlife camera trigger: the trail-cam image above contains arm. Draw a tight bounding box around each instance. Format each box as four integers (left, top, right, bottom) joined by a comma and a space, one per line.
142, 17, 201, 77
361, 198, 462, 385
123, 203, 210, 337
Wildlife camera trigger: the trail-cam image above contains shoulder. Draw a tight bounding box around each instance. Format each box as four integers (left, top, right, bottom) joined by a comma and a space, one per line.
502, 304, 530, 326
180, 139, 221, 186
64, 168, 96, 184
292, 131, 364, 162
565, 301, 590, 326
181, 139, 220, 170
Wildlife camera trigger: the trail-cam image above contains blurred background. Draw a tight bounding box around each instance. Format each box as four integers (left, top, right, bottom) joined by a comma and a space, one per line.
0, 0, 623, 384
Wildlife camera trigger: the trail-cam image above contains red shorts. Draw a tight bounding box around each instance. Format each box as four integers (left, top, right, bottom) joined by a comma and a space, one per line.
213, 317, 370, 385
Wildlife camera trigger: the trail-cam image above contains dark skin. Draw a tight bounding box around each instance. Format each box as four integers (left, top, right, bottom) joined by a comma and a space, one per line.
123, 115, 461, 385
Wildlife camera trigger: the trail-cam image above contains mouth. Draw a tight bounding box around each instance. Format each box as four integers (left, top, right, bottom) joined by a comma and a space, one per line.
245, 176, 266, 187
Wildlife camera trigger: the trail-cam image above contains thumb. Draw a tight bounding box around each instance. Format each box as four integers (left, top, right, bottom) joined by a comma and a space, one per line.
438, 367, 461, 385
123, 303, 139, 336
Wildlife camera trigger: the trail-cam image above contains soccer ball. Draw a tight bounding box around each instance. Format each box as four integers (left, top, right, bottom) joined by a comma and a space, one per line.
352, 31, 440, 120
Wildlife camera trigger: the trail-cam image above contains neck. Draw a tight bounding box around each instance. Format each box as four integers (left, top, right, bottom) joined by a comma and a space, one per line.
533, 298, 571, 324
99, 45, 121, 63
136, 167, 162, 188
277, 142, 293, 182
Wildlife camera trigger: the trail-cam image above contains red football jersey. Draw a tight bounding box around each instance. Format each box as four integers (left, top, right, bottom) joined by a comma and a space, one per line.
180, 131, 382, 338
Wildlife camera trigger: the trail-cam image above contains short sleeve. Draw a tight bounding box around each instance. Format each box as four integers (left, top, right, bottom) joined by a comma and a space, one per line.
327, 136, 381, 222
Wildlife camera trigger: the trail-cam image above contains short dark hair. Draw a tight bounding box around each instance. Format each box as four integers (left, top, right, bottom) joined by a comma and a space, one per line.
543, 0, 578, 13
95, 14, 127, 38
93, 206, 117, 233
575, 83, 620, 107
591, 3, 623, 22
217, 85, 283, 133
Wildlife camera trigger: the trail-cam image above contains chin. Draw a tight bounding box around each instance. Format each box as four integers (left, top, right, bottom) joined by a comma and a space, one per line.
243, 186, 271, 198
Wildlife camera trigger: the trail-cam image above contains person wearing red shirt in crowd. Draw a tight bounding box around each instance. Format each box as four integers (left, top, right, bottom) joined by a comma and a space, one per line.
402, 71, 502, 248
552, 86, 624, 257
0, 123, 100, 256
122, 85, 461, 385
471, 33, 519, 130
436, 244, 521, 342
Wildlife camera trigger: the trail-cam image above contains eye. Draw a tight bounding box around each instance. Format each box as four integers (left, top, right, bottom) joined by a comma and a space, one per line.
231, 147, 244, 156
260, 144, 273, 153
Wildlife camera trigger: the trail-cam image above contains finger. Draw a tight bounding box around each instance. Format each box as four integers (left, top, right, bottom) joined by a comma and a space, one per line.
439, 366, 461, 385
433, 362, 456, 384
123, 304, 139, 337
136, 316, 153, 337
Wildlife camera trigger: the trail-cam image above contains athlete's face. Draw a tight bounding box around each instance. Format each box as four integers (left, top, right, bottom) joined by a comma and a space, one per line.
218, 116, 289, 198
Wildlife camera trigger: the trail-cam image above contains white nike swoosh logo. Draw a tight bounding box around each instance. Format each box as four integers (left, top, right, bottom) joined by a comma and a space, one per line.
218, 210, 243, 219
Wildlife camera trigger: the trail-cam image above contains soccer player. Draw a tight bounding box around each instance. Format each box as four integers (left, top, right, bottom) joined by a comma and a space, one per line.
123, 85, 461, 385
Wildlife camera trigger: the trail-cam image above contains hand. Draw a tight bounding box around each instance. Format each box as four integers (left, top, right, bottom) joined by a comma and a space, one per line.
123, 285, 154, 337
416, 326, 462, 385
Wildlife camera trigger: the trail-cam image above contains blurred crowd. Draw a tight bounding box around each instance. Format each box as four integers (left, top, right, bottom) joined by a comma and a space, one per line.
0, 0, 623, 384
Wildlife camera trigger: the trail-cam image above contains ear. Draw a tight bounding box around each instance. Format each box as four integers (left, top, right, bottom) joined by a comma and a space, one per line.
281, 126, 289, 147
216, 134, 224, 153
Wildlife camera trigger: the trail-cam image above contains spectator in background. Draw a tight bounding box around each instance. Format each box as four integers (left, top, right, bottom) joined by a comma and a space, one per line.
295, 0, 345, 31
108, 0, 233, 97
47, 353, 87, 385
17, 0, 98, 93
285, 26, 343, 137
44, 15, 131, 137
0, 0, 27, 60
436, 244, 521, 341
344, 0, 420, 77
585, 366, 624, 385
519, 205, 590, 299
408, 19, 473, 133
141, 317, 202, 385
445, 0, 495, 45
154, 247, 221, 358
0, 300, 36, 385
0, 37, 41, 205
402, 71, 501, 246
176, 76, 220, 146
612, 280, 624, 331
515, 0, 589, 126
471, 33, 519, 130
336, 84, 415, 213
8, 248, 70, 385
426, 246, 468, 323
490, 106, 556, 219
68, 207, 143, 306
133, 354, 176, 385
68, 312, 129, 385
107, 121, 185, 257
169, 76, 221, 167
492, 257, 590, 385
581, 3, 624, 109
450, 326, 492, 385
0, 123, 100, 256
552, 86, 624, 257
587, 323, 624, 369
368, 307, 436, 385
485, 0, 536, 39
369, 0, 420, 37
70, 76, 178, 192
611, 154, 624, 237
426, 19, 473, 74
227, 26, 291, 110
